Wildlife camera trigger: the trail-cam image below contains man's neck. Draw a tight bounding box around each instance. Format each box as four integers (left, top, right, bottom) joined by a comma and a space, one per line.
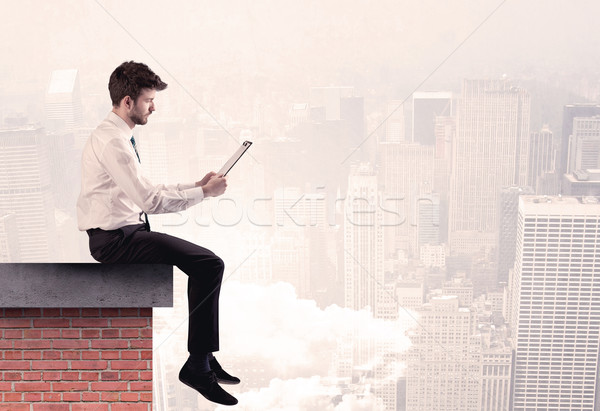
112, 108, 135, 130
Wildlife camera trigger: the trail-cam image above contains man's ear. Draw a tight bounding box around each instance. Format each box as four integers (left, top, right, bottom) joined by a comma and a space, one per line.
121, 95, 133, 110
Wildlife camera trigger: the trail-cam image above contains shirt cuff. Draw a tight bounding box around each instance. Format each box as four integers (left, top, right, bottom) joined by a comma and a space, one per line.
177, 182, 197, 190
183, 185, 205, 204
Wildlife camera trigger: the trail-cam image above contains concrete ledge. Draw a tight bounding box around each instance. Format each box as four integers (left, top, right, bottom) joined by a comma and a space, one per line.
0, 263, 173, 307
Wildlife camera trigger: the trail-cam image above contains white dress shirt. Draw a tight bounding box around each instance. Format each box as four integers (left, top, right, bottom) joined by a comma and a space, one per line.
77, 111, 205, 231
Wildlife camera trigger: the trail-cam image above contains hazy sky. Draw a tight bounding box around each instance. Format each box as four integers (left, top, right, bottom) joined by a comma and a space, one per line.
2, 0, 600, 101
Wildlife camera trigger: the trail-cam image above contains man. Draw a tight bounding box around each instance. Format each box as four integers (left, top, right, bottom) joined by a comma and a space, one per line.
77, 61, 239, 406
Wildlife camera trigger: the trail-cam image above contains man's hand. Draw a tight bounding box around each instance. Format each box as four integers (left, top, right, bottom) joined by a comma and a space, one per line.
200, 174, 227, 198
196, 172, 217, 188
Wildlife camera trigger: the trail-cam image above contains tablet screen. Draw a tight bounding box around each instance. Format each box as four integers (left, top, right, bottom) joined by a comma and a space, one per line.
218, 140, 253, 176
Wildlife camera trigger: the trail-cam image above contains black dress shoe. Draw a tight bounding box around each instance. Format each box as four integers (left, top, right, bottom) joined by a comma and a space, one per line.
210, 357, 241, 385
179, 360, 238, 406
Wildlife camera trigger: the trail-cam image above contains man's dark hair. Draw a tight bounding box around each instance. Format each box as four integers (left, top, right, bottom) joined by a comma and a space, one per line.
108, 61, 168, 107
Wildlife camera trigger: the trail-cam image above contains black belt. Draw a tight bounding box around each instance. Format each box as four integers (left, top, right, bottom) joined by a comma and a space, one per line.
86, 224, 147, 237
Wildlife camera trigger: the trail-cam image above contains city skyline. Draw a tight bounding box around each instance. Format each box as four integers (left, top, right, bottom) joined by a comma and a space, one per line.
2, 1, 600, 410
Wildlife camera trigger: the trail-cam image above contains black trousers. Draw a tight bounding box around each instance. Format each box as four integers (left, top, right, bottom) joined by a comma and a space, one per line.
87, 224, 223, 354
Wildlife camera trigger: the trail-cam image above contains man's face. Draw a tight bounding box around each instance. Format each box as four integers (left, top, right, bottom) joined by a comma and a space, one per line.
129, 88, 156, 125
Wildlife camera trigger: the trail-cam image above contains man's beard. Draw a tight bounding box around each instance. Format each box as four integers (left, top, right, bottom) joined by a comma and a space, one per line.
130, 112, 149, 125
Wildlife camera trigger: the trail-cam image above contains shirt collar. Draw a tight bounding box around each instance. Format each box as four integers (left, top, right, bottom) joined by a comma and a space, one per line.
106, 111, 134, 139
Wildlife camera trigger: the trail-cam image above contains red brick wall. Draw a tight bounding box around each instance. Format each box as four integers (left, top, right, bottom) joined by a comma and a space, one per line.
0, 308, 152, 411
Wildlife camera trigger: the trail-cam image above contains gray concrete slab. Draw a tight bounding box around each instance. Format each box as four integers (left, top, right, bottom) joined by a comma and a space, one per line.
0, 264, 173, 307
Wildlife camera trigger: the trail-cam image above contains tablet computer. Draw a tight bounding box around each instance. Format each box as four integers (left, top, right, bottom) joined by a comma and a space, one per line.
218, 140, 253, 176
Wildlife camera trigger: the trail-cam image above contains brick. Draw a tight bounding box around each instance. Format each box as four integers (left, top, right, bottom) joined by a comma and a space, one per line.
32, 361, 69, 370
60, 372, 80, 381
0, 319, 30, 328
110, 360, 147, 370
33, 319, 70, 328
24, 392, 43, 402
81, 329, 100, 339
81, 308, 100, 317
15, 340, 52, 350
100, 329, 120, 338
61, 308, 81, 317
0, 361, 30, 370
100, 308, 120, 317
120, 329, 139, 338
14, 382, 51, 392
112, 404, 150, 411
100, 351, 119, 360
4, 372, 22, 380
0, 382, 12, 390
34, 404, 69, 410
72, 319, 109, 328
3, 308, 23, 317
41, 308, 61, 317
42, 329, 61, 339
61, 329, 81, 339
140, 371, 152, 381
71, 361, 108, 370
24, 329, 42, 339
4, 330, 23, 339
53, 340, 89, 349
91, 381, 128, 391
100, 371, 119, 381
62, 392, 81, 402
130, 381, 152, 391
120, 392, 139, 402
81, 392, 100, 402
119, 308, 139, 316
101, 391, 119, 402
130, 340, 152, 349
62, 351, 81, 360
120, 371, 139, 381
121, 351, 139, 360
23, 308, 41, 317
139, 308, 152, 317
111, 318, 149, 328
140, 392, 152, 402
140, 350, 152, 360
0, 341, 13, 349
42, 371, 61, 381
91, 340, 128, 349
43, 351, 62, 360
4, 392, 22, 401
80, 372, 100, 381
52, 382, 89, 391
140, 329, 152, 338
73, 404, 108, 411
23, 371, 42, 380
82, 351, 100, 360
42, 392, 63, 402
23, 351, 42, 360
0, 404, 28, 411
4, 351, 23, 360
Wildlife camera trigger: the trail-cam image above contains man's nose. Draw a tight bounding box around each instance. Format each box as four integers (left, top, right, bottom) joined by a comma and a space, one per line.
149, 102, 155, 112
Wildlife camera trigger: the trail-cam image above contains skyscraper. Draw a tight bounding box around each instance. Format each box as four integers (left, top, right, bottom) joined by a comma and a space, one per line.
0, 126, 56, 261
528, 125, 556, 193
412, 91, 453, 145
560, 104, 600, 176
509, 195, 600, 410
44, 69, 83, 132
567, 116, 600, 173
449, 79, 530, 254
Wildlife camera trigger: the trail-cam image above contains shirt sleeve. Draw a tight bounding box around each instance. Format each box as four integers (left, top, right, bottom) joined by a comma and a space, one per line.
99, 137, 204, 214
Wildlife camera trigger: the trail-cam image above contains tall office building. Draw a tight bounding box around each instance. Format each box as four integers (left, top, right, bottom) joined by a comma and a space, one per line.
0, 211, 19, 262
497, 186, 534, 284
45, 69, 83, 131
509, 195, 600, 410
528, 125, 556, 194
406, 296, 481, 410
0, 126, 56, 261
567, 116, 600, 173
560, 104, 600, 176
416, 192, 440, 252
379, 142, 435, 256
384, 100, 405, 142
344, 163, 385, 314
449, 79, 530, 254
412, 91, 453, 145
